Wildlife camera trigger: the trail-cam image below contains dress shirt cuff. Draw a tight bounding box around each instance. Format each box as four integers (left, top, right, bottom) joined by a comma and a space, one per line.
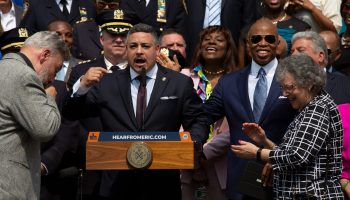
72, 76, 91, 97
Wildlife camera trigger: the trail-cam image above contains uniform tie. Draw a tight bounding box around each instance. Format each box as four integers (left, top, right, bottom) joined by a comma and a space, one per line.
60, 0, 69, 17
110, 65, 119, 72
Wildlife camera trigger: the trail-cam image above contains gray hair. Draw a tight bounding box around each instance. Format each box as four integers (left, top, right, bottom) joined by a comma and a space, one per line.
291, 31, 328, 66
276, 54, 326, 96
126, 23, 159, 44
23, 31, 70, 60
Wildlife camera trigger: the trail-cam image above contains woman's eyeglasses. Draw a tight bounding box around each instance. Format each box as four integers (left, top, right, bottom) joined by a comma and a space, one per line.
280, 83, 297, 94
250, 35, 276, 44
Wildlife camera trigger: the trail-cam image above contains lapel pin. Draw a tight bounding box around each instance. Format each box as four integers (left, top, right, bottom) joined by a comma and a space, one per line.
162, 77, 166, 81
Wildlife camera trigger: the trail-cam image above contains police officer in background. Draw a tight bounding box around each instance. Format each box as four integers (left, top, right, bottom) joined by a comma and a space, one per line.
67, 9, 132, 199
0, 27, 30, 56
71, 0, 120, 60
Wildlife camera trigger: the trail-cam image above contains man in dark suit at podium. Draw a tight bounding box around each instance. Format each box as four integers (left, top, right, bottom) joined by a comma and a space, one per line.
63, 23, 209, 200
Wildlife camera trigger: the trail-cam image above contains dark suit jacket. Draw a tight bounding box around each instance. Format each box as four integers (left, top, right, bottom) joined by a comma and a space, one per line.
67, 55, 106, 131
203, 65, 296, 199
71, 20, 102, 60
184, 0, 258, 62
41, 80, 85, 200
325, 72, 350, 105
20, 0, 96, 33
63, 65, 209, 199
0, 4, 24, 34
120, 0, 186, 35
64, 56, 80, 83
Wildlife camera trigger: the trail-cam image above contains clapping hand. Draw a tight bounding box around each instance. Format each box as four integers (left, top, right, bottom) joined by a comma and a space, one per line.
231, 140, 259, 160
242, 123, 267, 146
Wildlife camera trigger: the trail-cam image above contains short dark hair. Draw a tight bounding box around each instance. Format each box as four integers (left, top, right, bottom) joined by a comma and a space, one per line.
126, 23, 158, 44
47, 19, 72, 31
159, 29, 186, 45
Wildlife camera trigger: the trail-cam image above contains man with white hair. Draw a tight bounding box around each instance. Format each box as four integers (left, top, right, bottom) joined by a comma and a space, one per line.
291, 31, 350, 105
0, 31, 69, 199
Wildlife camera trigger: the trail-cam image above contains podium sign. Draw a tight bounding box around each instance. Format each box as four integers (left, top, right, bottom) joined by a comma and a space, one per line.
86, 132, 197, 170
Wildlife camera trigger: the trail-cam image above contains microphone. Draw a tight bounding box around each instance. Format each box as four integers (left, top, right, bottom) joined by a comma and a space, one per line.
140, 68, 147, 87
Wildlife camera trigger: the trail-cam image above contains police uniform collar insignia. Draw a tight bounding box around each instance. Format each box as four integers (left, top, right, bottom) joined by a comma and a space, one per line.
157, 0, 166, 23
114, 9, 124, 20
18, 28, 28, 38
79, 7, 88, 22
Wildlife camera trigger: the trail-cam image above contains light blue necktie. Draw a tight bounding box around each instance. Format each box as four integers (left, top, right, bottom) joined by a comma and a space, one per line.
208, 0, 220, 26
253, 68, 267, 122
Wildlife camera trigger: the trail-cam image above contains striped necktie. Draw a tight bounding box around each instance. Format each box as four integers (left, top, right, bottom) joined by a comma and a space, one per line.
208, 0, 221, 26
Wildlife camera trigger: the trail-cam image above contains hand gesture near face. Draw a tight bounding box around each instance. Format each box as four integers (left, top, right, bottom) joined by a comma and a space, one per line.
156, 52, 181, 72
80, 67, 108, 87
290, 0, 316, 11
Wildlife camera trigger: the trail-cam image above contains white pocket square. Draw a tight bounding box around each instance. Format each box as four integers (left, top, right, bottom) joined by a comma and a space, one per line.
278, 96, 287, 99
160, 96, 178, 100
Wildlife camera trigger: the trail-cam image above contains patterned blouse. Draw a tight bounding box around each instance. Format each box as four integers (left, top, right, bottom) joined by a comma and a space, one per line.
269, 91, 344, 199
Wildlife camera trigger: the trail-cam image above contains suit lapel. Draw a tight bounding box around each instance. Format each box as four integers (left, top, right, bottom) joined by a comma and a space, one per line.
14, 5, 24, 26
97, 56, 107, 69
142, 0, 157, 20
89, 22, 102, 49
47, 0, 65, 19
221, 0, 227, 8
117, 68, 138, 128
325, 73, 335, 93
68, 0, 79, 23
0, 17, 3, 34
145, 66, 169, 120
64, 58, 78, 82
239, 66, 255, 122
259, 77, 280, 123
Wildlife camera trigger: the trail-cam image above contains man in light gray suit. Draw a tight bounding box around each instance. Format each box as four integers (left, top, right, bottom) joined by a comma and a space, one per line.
0, 31, 69, 199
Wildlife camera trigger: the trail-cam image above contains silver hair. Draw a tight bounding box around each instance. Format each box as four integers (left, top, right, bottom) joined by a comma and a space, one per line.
291, 31, 328, 66
23, 31, 70, 60
276, 54, 326, 96
126, 23, 159, 44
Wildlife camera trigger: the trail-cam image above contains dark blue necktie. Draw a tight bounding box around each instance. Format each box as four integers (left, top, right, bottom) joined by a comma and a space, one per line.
60, 0, 69, 18
253, 68, 267, 122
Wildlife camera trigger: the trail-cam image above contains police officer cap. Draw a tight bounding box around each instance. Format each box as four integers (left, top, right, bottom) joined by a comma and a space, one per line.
0, 27, 31, 55
97, 9, 133, 35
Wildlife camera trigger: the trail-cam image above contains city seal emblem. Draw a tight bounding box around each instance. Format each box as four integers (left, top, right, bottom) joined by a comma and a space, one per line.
127, 142, 152, 169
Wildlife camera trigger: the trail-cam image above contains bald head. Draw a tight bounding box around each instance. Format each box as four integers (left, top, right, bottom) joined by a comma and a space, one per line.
48, 20, 73, 49
248, 18, 278, 38
319, 31, 341, 67
247, 18, 279, 66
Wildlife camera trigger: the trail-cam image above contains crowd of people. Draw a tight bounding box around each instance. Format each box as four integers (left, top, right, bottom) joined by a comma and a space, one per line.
0, 0, 350, 200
